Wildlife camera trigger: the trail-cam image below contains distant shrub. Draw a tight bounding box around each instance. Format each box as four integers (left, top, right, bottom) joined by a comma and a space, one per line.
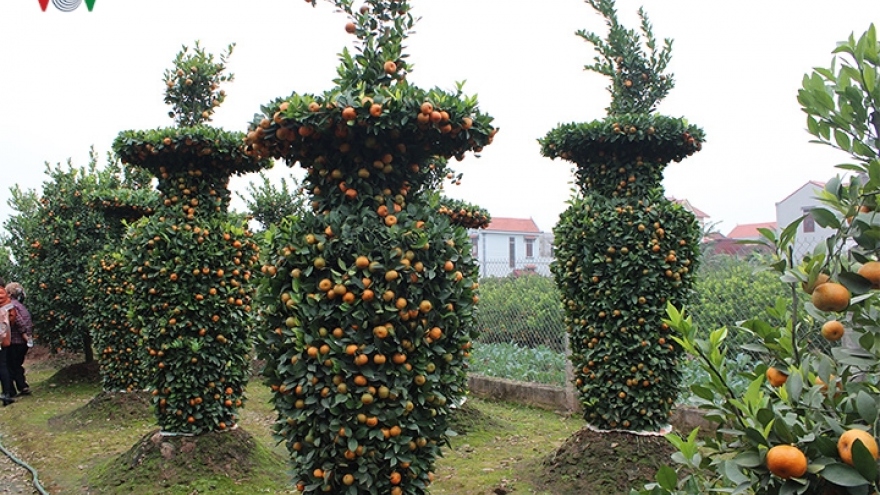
474, 274, 565, 352
690, 254, 788, 340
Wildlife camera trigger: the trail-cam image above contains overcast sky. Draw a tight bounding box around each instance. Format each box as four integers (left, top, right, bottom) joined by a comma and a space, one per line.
1, 1, 878, 236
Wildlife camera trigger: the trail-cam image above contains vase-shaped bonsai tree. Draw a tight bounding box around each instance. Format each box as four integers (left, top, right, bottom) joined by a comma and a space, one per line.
249, 1, 496, 493
85, 185, 158, 393
112, 42, 270, 434
540, 0, 704, 432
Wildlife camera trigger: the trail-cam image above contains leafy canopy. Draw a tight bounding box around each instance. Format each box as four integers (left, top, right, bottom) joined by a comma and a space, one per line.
163, 41, 235, 127
579, 0, 674, 115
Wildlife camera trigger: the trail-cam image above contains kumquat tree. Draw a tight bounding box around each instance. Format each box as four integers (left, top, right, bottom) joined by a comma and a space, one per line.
84, 187, 158, 393
249, 1, 496, 493
3, 152, 152, 363
112, 42, 271, 434
633, 24, 880, 495
540, 0, 704, 432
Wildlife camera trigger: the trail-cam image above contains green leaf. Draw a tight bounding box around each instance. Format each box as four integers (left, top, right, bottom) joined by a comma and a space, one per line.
822, 462, 871, 487
864, 65, 876, 93
835, 129, 852, 150
853, 140, 876, 159
807, 115, 820, 136
655, 465, 677, 491
745, 427, 769, 447
851, 439, 879, 482
856, 391, 879, 424
773, 416, 796, 444
839, 270, 874, 294
786, 372, 804, 403
733, 451, 763, 468
721, 459, 750, 485
810, 207, 841, 229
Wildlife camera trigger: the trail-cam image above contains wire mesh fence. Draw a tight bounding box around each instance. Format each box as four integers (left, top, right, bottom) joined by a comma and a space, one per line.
467, 240, 831, 389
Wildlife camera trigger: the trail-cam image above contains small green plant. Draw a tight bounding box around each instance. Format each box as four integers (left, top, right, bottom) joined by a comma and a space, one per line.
634, 24, 880, 495
236, 171, 308, 230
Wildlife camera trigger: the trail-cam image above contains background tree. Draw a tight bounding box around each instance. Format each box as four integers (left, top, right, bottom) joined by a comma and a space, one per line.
250, 1, 496, 493
236, 171, 308, 230
540, 0, 704, 432
0, 237, 20, 282
113, 41, 270, 434
3, 150, 149, 362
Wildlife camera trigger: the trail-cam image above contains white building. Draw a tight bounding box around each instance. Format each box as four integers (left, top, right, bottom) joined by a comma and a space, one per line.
775, 180, 832, 259
469, 217, 553, 278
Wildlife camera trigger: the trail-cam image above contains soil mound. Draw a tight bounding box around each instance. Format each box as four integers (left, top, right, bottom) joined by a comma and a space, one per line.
48, 390, 153, 428
525, 427, 677, 494
449, 399, 504, 435
88, 427, 288, 493
44, 361, 101, 386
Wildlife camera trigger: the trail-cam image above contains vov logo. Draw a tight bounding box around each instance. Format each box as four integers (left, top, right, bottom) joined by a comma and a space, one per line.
38, 0, 96, 12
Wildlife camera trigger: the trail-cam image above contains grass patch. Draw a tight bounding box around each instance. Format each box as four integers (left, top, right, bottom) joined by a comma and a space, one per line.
433, 398, 581, 495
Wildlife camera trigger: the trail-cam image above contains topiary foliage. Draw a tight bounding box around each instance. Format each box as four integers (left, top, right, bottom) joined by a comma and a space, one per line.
251, 1, 496, 493
112, 42, 271, 434
84, 187, 158, 392
540, 0, 704, 432
436, 196, 491, 230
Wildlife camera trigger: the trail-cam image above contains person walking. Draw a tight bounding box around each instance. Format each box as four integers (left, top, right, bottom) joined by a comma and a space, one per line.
0, 284, 16, 406
5, 282, 32, 397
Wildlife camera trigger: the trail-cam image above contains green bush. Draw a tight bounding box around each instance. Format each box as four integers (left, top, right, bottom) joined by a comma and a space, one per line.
690, 254, 789, 343
474, 274, 565, 352
541, 1, 703, 432
5, 152, 150, 362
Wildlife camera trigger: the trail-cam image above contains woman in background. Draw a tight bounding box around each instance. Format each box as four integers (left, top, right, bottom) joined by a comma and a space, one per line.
5, 282, 32, 397
0, 282, 16, 406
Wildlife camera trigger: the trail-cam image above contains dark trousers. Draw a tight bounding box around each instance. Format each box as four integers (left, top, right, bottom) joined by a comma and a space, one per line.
0, 347, 12, 398
6, 343, 28, 394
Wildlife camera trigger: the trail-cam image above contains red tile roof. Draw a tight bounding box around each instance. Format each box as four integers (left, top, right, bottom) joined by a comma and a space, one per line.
705, 238, 773, 256
485, 217, 542, 233
727, 222, 777, 239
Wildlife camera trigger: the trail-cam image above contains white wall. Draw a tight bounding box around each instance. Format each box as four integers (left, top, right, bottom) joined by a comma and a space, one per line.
775, 184, 834, 259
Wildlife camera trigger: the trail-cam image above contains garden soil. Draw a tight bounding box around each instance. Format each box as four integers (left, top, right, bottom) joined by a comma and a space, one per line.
519, 427, 677, 494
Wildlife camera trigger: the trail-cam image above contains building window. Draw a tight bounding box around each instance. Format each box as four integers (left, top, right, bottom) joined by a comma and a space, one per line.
525, 238, 534, 258
509, 237, 516, 268
471, 235, 478, 258
802, 209, 815, 233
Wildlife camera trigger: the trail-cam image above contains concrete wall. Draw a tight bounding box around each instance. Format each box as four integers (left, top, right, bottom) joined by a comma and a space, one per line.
467, 374, 712, 433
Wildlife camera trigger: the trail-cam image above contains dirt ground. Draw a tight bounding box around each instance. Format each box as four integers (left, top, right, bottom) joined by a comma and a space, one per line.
521, 427, 678, 494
